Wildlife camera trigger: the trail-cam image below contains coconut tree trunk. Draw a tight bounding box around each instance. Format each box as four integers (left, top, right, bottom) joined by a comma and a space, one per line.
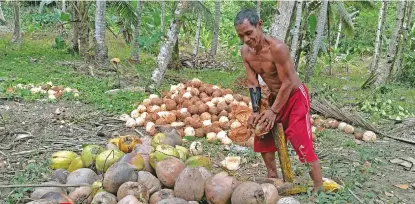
131, 0, 143, 63
0, 2, 6, 25
394, 1, 413, 73
304, 0, 328, 83
372, 0, 405, 86
294, 1, 308, 71
70, 3, 79, 54
257, 0, 261, 19
334, 23, 341, 49
290, 0, 303, 62
149, 1, 186, 90
192, 12, 202, 56
161, 1, 165, 32
78, 2, 91, 59
209, 0, 220, 61
371, 1, 388, 71
95, 0, 108, 67
12, 2, 21, 46
62, 0, 66, 12
270, 1, 295, 42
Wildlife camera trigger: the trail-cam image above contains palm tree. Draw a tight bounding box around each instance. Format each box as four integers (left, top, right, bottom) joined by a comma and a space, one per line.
161, 1, 165, 33
149, 0, 213, 90
290, 0, 303, 65
149, 0, 187, 91
394, 1, 414, 73
270, 1, 295, 42
209, 0, 220, 61
95, 0, 108, 67
193, 12, 202, 56
371, 1, 388, 72
0, 2, 6, 25
304, 0, 328, 83
69, 1, 93, 59
131, 0, 143, 63
12, 1, 21, 46
371, 0, 406, 87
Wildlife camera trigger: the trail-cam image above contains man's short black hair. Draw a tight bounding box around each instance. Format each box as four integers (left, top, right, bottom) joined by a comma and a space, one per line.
234, 9, 259, 27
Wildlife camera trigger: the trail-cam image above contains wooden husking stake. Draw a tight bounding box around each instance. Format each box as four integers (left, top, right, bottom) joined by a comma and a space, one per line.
273, 123, 294, 182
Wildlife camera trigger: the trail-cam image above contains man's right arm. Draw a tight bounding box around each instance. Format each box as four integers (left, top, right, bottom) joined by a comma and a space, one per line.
241, 47, 261, 127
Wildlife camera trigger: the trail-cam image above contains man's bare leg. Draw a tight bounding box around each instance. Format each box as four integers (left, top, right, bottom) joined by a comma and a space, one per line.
261, 152, 278, 178
308, 160, 323, 195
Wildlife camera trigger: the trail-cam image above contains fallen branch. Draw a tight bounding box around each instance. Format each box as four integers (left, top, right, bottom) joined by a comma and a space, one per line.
0, 183, 91, 188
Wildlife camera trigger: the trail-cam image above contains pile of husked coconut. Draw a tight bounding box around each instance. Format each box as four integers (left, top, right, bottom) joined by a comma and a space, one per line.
8, 81, 79, 99
311, 115, 377, 142
121, 78, 255, 146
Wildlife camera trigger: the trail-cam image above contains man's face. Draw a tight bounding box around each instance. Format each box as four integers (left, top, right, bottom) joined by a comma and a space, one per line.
235, 18, 262, 48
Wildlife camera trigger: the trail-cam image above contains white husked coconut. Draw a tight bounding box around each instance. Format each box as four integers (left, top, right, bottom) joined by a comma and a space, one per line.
48, 90, 56, 95
183, 92, 192, 99
160, 104, 167, 111
186, 87, 192, 92
189, 141, 203, 155
211, 97, 219, 104
171, 122, 185, 127
176, 83, 185, 90
130, 109, 140, 118
224, 94, 234, 103
126, 118, 136, 128
135, 117, 145, 126
170, 93, 178, 99
149, 94, 159, 99
170, 85, 178, 91
338, 122, 347, 131
142, 98, 151, 105
221, 137, 232, 145
344, 125, 354, 134
221, 156, 241, 170
206, 101, 215, 107
362, 131, 376, 142
203, 120, 212, 127
48, 94, 56, 100
180, 108, 188, 114
119, 114, 131, 121
30, 87, 42, 94
64, 87, 72, 93
277, 197, 300, 204
216, 131, 227, 140
146, 122, 155, 132
184, 127, 195, 136
219, 116, 229, 124
217, 97, 226, 104
150, 105, 160, 112
231, 121, 242, 129
206, 132, 217, 142
140, 112, 148, 119
157, 111, 170, 117
137, 105, 147, 113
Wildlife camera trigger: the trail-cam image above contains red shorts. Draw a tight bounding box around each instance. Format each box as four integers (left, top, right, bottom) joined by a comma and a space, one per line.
253, 84, 317, 163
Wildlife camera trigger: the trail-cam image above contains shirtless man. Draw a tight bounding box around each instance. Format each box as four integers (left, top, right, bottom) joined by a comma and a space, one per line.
234, 9, 323, 193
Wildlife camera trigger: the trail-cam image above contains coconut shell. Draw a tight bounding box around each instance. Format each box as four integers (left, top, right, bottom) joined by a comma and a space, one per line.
182, 101, 192, 109
151, 98, 163, 106
165, 114, 176, 124
218, 110, 228, 118
184, 117, 193, 126
200, 112, 212, 121
233, 94, 243, 102
192, 115, 201, 120
354, 132, 363, 140
165, 99, 177, 111
151, 113, 160, 122
211, 115, 219, 122
212, 121, 221, 129
217, 102, 227, 113
242, 97, 250, 105
199, 104, 209, 114
156, 118, 168, 125
174, 167, 205, 201
190, 96, 200, 105
189, 105, 199, 115
212, 127, 222, 134
199, 92, 208, 99
231, 182, 265, 204
177, 128, 185, 137
195, 101, 204, 107
208, 106, 218, 115
220, 121, 230, 130
202, 96, 212, 103
191, 88, 200, 96
155, 157, 186, 188
222, 89, 233, 95
205, 87, 214, 96
195, 128, 204, 137
203, 126, 213, 134
180, 112, 191, 121
190, 119, 203, 129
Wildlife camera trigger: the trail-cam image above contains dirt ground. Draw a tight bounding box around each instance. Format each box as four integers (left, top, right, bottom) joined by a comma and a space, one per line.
0, 99, 414, 203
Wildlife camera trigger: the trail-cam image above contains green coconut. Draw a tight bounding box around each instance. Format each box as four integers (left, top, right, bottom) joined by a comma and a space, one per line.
95, 149, 125, 172
81, 145, 106, 167
185, 156, 212, 170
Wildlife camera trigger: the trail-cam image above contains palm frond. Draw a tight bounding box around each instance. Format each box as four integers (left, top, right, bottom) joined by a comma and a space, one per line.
335, 2, 354, 37
112, 0, 138, 25
185, 0, 213, 29
346, 0, 376, 9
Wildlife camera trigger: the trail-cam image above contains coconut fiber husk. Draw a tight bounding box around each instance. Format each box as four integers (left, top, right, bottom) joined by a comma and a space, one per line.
310, 97, 415, 145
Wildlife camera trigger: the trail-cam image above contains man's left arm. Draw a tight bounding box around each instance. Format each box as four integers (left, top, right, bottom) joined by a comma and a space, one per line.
258, 42, 295, 131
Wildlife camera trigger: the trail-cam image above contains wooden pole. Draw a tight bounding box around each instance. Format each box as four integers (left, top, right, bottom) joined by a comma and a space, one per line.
274, 123, 294, 182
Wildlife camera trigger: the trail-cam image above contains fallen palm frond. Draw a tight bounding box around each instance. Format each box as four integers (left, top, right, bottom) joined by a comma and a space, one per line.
310, 98, 415, 145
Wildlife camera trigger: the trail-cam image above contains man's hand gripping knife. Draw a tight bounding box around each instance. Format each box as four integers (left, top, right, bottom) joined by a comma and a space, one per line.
248, 87, 265, 137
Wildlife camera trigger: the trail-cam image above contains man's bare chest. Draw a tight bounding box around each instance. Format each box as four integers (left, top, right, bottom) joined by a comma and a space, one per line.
246, 52, 276, 74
